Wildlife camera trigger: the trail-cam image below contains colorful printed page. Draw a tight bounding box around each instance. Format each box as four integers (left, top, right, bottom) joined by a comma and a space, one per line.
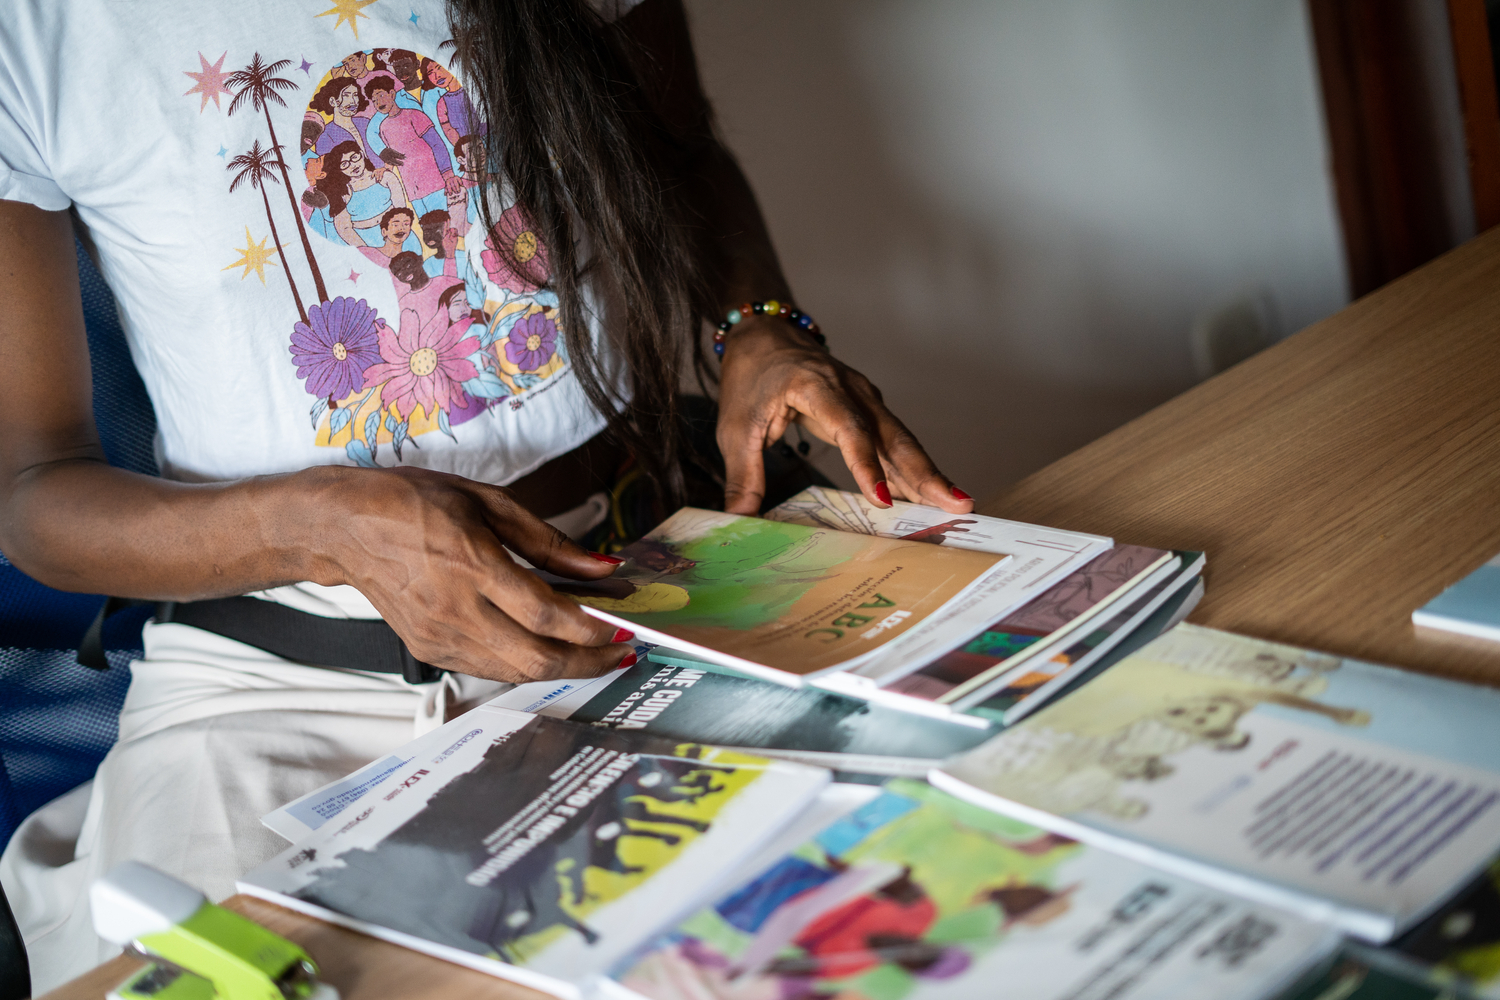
961, 573, 1205, 726
603, 781, 1336, 1000
1277, 946, 1479, 1000
241, 710, 828, 1000
874, 545, 1176, 702
1413, 551, 1500, 644
1389, 854, 1500, 997
555, 508, 1012, 682
963, 553, 1207, 721
934, 624, 1500, 942
766, 488, 1116, 685
485, 657, 997, 771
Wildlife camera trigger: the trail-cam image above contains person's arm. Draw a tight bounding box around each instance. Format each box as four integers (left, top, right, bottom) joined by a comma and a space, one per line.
0, 200, 631, 681
617, 0, 975, 517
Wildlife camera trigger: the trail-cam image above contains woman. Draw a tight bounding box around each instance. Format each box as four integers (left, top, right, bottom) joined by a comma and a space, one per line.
0, 0, 972, 990
319, 140, 408, 248
308, 76, 375, 158
424, 58, 479, 149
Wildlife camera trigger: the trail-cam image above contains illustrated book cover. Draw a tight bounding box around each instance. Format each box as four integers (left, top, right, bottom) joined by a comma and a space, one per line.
553, 507, 1015, 683
933, 623, 1500, 942
601, 780, 1337, 1000
241, 709, 829, 999
485, 656, 998, 777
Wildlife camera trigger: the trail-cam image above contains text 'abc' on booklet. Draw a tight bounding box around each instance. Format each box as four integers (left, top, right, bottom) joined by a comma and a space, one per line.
240, 707, 828, 1000
930, 623, 1500, 943
549, 492, 1111, 690
600, 779, 1339, 1000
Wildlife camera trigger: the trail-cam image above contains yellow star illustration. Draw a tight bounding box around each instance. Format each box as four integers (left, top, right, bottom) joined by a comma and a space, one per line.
222, 227, 280, 285
315, 0, 380, 39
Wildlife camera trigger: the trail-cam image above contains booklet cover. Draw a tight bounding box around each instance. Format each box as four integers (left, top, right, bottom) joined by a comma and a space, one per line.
962, 575, 1205, 726
1276, 946, 1480, 1000
603, 780, 1336, 1000
240, 710, 829, 999
556, 508, 1012, 682
933, 624, 1500, 942
1413, 552, 1500, 644
877, 545, 1177, 702
1391, 854, 1500, 997
489, 658, 998, 768
960, 554, 1206, 721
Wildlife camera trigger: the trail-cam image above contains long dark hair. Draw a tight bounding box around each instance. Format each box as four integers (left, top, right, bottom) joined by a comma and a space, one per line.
446, 0, 715, 503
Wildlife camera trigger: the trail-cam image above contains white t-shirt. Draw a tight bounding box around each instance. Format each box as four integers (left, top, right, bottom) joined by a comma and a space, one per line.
0, 0, 632, 487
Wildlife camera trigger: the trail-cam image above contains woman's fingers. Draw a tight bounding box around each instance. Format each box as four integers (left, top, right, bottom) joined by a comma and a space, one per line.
719, 411, 770, 516
401, 590, 633, 682
480, 545, 623, 648
475, 484, 619, 581
791, 375, 890, 508
866, 405, 974, 513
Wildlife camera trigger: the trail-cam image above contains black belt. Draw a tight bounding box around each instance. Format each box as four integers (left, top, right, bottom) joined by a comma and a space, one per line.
78, 595, 441, 684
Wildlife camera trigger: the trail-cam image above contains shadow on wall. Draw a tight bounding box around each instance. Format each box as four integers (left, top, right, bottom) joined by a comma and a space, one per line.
688, 0, 1347, 502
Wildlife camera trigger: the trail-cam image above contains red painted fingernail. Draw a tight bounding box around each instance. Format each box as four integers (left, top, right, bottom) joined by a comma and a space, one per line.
619, 652, 638, 668
612, 628, 635, 643
874, 481, 892, 506
590, 552, 624, 565
951, 486, 973, 501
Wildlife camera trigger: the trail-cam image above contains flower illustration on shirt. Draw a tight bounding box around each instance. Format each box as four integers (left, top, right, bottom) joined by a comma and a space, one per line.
481, 206, 551, 296
362, 313, 482, 420
289, 296, 383, 400
504, 310, 558, 372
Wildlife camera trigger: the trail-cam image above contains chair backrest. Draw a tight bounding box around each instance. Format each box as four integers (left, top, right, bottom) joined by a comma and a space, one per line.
0, 237, 158, 852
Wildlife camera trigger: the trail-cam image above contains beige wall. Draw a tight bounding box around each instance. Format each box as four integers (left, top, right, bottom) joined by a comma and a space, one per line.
687, 0, 1348, 501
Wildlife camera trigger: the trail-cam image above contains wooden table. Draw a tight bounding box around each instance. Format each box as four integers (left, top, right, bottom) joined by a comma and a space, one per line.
42, 221, 1500, 1000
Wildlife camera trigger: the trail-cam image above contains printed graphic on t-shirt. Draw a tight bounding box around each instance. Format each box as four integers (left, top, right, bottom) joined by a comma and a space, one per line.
194, 34, 570, 468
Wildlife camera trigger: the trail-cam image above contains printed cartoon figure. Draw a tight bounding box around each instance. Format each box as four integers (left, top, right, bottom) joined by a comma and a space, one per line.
975, 688, 1371, 822
1180, 651, 1342, 698
365, 75, 454, 217
356, 205, 422, 267
308, 76, 377, 160
424, 59, 479, 147
318, 140, 407, 248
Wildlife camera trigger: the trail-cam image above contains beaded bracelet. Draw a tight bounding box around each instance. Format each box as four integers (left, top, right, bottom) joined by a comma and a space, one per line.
714, 299, 826, 357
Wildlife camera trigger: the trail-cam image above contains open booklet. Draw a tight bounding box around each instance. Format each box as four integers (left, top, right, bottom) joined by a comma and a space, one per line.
601, 779, 1338, 1000
932, 623, 1500, 943
240, 708, 828, 1000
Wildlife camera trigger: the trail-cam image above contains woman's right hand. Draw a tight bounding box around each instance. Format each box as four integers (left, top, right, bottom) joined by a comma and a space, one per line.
305, 466, 634, 683
2, 202, 630, 686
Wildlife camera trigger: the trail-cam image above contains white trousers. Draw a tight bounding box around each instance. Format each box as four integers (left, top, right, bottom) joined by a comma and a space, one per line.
0, 493, 609, 993
0, 622, 508, 994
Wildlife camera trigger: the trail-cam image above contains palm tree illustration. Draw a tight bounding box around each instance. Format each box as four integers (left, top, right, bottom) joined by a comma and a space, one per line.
227, 54, 330, 304
229, 141, 307, 324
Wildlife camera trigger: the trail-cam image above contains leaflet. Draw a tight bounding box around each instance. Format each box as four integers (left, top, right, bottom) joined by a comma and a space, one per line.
935, 624, 1500, 942
603, 780, 1337, 1000
241, 710, 828, 1000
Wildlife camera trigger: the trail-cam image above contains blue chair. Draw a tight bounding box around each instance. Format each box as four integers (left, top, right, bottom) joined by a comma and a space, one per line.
0, 236, 159, 997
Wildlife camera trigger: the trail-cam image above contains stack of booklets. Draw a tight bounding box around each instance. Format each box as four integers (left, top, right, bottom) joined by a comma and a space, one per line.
546, 487, 1206, 726
236, 497, 1500, 1000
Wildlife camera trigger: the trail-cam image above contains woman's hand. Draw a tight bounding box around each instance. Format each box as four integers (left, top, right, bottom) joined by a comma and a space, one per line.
715, 316, 976, 517
306, 466, 634, 683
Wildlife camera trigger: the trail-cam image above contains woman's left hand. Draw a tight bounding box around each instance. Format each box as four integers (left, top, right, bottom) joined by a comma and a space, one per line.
715, 316, 977, 517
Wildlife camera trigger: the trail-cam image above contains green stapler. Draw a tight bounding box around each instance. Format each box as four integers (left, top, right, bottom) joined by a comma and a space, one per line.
90, 862, 337, 1000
